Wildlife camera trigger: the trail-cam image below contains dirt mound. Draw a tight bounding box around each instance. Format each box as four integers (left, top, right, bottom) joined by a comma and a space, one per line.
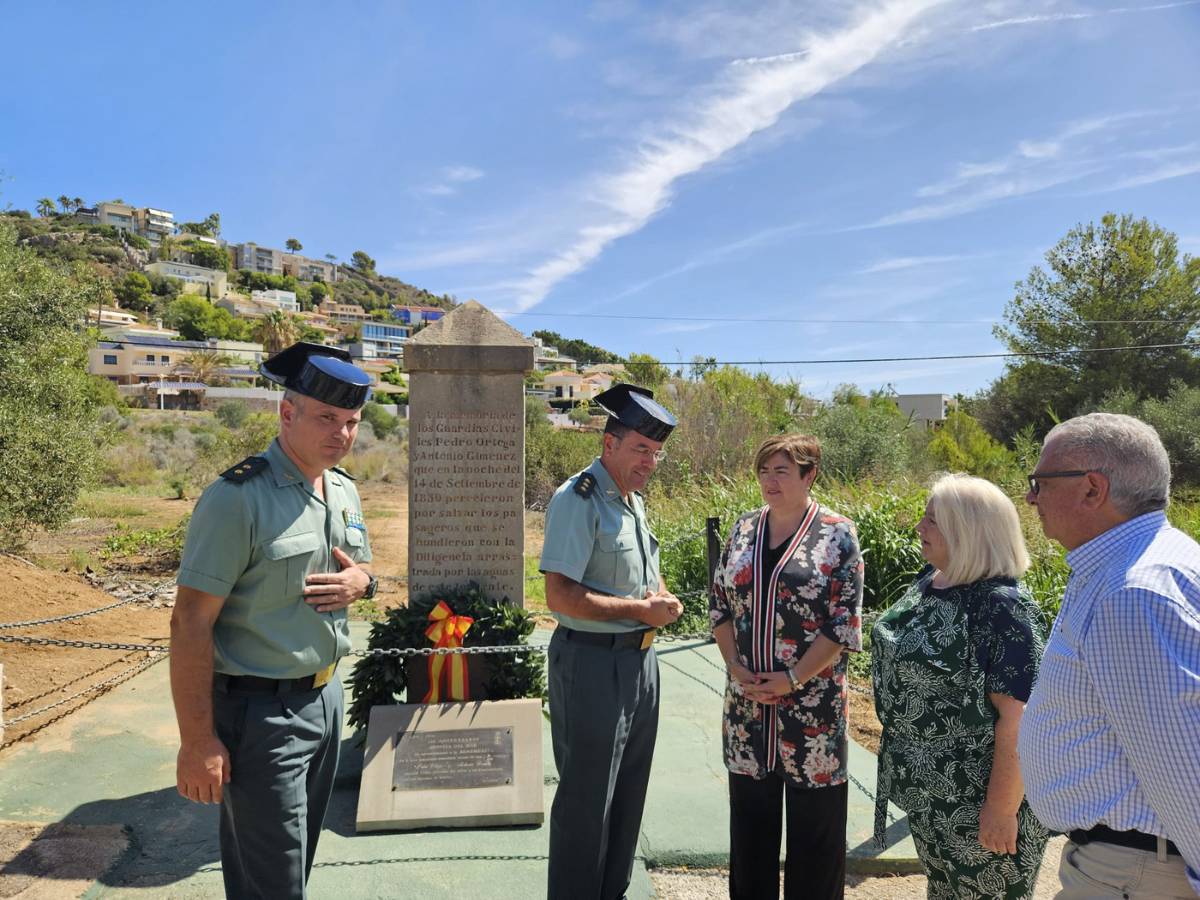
0, 557, 172, 754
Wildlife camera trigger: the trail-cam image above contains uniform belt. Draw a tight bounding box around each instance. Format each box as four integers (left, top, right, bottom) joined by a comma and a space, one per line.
560, 626, 656, 651
1069, 825, 1180, 856
214, 662, 337, 695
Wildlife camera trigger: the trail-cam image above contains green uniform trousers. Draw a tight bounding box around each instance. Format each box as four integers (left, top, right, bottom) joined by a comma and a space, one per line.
547, 628, 660, 900
213, 677, 343, 899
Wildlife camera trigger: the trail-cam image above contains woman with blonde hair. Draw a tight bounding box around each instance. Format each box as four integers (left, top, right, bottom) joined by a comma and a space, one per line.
872, 473, 1049, 899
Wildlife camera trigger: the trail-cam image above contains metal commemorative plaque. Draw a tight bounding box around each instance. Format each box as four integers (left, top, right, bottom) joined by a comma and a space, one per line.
391, 726, 514, 791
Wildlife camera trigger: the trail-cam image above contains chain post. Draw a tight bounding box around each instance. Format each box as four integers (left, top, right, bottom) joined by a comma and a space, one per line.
705, 516, 722, 595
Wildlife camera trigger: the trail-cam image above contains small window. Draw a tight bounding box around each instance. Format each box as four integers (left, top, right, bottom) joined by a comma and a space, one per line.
103, 354, 118, 365
145, 354, 155, 363
161, 355, 170, 363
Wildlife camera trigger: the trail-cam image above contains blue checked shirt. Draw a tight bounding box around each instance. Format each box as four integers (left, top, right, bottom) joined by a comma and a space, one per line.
1018, 511, 1200, 892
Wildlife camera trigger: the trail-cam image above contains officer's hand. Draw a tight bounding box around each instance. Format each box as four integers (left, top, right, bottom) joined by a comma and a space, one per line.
304, 547, 370, 612
177, 735, 231, 804
641, 590, 683, 627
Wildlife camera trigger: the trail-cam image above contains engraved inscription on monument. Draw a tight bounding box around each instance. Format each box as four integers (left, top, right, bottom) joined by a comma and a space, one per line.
409, 409, 524, 601
391, 726, 515, 792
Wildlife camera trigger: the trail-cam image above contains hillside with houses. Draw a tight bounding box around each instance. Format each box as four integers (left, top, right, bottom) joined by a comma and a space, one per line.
3, 199, 628, 420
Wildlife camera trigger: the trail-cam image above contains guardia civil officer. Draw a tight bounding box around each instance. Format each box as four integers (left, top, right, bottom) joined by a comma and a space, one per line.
539, 383, 684, 900
170, 342, 379, 899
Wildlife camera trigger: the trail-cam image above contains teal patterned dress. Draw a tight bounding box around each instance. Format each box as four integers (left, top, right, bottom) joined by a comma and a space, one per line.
871, 568, 1049, 900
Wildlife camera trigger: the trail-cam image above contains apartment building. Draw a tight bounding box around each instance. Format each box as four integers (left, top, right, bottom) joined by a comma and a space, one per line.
894, 393, 959, 427
317, 298, 369, 324
361, 321, 409, 359
532, 336, 577, 372
282, 253, 337, 283
144, 260, 228, 298
230, 242, 285, 276
391, 305, 446, 326
88, 202, 174, 243
251, 289, 299, 312
95, 201, 137, 233
228, 243, 337, 283
89, 335, 263, 386
134, 207, 174, 242
544, 370, 602, 401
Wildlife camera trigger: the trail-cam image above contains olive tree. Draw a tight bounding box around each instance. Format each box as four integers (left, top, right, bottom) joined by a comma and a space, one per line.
0, 222, 105, 546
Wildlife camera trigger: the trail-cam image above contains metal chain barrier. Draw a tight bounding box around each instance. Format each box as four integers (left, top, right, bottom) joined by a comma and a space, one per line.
0, 581, 174, 630
3, 654, 167, 728
349, 644, 545, 658
0, 634, 169, 653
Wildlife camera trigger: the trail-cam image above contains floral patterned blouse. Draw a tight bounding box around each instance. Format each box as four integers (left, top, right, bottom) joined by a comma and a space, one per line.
710, 503, 864, 789
870, 567, 1048, 843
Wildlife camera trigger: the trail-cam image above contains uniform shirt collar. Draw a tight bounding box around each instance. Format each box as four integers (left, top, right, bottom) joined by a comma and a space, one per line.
264, 438, 310, 489
1065, 510, 1168, 579
588, 457, 624, 503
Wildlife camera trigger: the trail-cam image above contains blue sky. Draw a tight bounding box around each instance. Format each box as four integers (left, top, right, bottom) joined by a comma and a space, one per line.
3, 1, 1198, 397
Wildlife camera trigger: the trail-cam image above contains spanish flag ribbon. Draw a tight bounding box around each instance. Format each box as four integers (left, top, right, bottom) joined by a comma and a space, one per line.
422, 600, 474, 703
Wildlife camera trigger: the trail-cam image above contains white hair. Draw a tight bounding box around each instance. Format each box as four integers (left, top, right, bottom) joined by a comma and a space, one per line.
1045, 413, 1170, 516
929, 473, 1029, 585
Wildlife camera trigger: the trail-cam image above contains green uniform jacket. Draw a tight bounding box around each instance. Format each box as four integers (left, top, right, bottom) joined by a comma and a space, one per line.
539, 457, 660, 634
177, 438, 372, 678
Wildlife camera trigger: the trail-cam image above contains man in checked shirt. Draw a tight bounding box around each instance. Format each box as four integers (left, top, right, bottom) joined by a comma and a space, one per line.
1019, 412, 1200, 898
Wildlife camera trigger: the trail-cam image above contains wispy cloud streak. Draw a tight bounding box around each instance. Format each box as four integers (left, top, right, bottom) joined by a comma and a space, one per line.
417, 165, 484, 197
508, 0, 946, 311
971, 1, 1200, 32
867, 109, 1176, 227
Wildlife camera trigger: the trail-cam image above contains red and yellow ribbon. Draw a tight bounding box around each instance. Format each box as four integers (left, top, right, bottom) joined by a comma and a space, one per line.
422, 600, 474, 703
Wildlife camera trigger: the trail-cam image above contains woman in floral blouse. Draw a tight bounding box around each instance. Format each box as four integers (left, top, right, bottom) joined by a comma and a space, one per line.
710, 433, 863, 900
871, 473, 1048, 899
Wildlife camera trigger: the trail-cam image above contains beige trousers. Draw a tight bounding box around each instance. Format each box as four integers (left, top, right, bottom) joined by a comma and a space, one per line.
1055, 839, 1195, 899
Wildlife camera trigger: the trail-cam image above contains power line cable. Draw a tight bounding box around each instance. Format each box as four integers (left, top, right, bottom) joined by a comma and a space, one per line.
568, 341, 1200, 367
498, 310, 1200, 327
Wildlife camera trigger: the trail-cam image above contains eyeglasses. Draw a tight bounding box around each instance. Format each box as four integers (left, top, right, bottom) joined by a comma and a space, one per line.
1027, 470, 1092, 495
628, 446, 667, 463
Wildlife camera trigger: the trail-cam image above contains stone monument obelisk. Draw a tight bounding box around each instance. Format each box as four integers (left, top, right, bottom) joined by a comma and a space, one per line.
403, 301, 534, 607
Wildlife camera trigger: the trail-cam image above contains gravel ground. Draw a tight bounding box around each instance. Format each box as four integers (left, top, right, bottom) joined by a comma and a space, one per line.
651, 836, 1067, 899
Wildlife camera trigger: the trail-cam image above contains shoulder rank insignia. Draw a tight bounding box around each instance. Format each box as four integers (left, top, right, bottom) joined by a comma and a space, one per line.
343, 508, 367, 531
220, 456, 268, 483
331, 465, 357, 481
573, 472, 597, 498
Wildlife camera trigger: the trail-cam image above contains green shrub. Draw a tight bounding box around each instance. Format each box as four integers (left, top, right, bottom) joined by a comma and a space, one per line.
346, 583, 545, 738
809, 400, 913, 482
524, 423, 597, 507
100, 514, 190, 569
214, 400, 250, 429
361, 401, 399, 439
823, 481, 927, 611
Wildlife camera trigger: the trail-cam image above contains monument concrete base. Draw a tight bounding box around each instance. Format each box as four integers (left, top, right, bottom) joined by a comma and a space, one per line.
356, 698, 545, 832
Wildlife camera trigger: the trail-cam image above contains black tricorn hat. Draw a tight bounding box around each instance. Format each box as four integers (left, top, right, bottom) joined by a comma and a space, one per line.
260, 341, 373, 409
595, 383, 677, 442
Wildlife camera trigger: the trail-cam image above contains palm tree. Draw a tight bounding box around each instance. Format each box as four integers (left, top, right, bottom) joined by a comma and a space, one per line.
57, 195, 72, 213
36, 197, 56, 218
255, 310, 300, 357
72, 196, 84, 212
173, 350, 236, 386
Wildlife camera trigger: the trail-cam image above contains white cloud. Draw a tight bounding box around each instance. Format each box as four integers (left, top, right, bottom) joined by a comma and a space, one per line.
1090, 158, 1200, 192
546, 34, 583, 60
507, 0, 947, 311
415, 165, 485, 197
970, 1, 1200, 32
858, 253, 973, 274
869, 108, 1176, 227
